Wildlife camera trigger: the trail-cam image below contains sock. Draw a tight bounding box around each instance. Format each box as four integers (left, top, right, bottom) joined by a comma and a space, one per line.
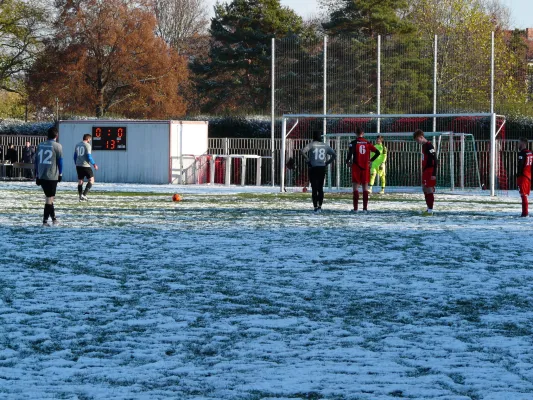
521, 195, 528, 216
83, 182, 93, 196
353, 190, 359, 210
78, 184, 83, 196
50, 204, 56, 220
363, 190, 369, 210
427, 193, 434, 210
43, 204, 52, 223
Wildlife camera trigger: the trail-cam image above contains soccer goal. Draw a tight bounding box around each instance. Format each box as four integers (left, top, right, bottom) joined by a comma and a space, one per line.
324, 131, 483, 191
280, 113, 502, 195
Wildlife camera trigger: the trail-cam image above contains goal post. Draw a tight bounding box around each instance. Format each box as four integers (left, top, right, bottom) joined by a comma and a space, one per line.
280, 113, 500, 195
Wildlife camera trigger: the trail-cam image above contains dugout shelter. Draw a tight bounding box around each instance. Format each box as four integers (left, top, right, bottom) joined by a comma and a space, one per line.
58, 120, 208, 184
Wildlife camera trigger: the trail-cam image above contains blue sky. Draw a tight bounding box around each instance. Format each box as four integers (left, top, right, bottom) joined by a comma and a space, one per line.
500, 0, 533, 28
208, 0, 533, 29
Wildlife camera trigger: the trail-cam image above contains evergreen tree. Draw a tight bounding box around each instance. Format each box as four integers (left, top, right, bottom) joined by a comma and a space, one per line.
193, 0, 308, 114
322, 0, 413, 37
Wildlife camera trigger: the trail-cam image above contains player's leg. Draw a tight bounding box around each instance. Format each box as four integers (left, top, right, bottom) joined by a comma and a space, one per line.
422, 169, 435, 214
352, 183, 360, 211
76, 167, 85, 199
379, 167, 386, 194
83, 173, 95, 197
521, 195, 528, 217
369, 167, 377, 193
48, 195, 58, 224
43, 198, 52, 225
78, 179, 84, 198
309, 167, 319, 210
362, 179, 370, 211
422, 186, 434, 214
351, 166, 360, 211
41, 181, 57, 225
518, 178, 529, 217
316, 166, 326, 209
83, 178, 94, 196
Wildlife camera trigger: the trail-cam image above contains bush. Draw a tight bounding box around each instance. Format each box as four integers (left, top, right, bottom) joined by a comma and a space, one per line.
187, 115, 272, 138
0, 119, 54, 136
1, 114, 532, 139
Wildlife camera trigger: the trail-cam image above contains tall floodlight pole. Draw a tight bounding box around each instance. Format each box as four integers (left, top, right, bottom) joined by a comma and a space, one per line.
323, 35, 327, 137
491, 32, 495, 114
377, 36, 381, 133
280, 118, 286, 192
433, 35, 438, 132
490, 32, 496, 196
271, 38, 275, 187
324, 36, 331, 187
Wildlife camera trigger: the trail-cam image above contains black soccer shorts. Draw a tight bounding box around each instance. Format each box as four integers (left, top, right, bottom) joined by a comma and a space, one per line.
76, 166, 94, 180
40, 179, 58, 198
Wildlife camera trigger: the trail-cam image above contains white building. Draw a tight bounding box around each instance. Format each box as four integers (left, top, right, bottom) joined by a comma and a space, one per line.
58, 120, 208, 184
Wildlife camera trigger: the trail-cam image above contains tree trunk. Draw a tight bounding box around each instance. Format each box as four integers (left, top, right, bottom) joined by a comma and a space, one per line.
96, 88, 104, 117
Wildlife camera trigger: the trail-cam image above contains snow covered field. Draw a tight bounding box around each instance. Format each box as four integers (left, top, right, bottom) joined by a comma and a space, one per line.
1, 182, 532, 399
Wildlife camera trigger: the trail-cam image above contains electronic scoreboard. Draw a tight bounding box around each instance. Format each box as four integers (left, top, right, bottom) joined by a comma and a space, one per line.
92, 126, 127, 150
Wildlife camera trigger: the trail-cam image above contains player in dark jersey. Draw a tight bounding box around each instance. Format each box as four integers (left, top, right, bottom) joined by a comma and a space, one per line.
516, 137, 533, 217
35, 127, 63, 226
413, 129, 437, 215
345, 127, 380, 211
301, 130, 337, 212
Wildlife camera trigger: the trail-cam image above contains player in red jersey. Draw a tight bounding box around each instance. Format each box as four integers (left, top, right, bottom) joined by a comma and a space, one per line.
516, 137, 533, 217
345, 127, 380, 211
413, 130, 438, 215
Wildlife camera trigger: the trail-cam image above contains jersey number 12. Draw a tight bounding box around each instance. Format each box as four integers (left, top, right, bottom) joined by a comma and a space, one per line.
38, 149, 53, 165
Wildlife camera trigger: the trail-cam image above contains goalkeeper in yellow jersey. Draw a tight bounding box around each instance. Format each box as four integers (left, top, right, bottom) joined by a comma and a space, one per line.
369, 135, 387, 194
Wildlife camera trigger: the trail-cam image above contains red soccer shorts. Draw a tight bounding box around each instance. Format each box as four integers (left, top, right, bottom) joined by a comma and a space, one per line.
422, 168, 436, 188
352, 164, 370, 184
517, 176, 531, 196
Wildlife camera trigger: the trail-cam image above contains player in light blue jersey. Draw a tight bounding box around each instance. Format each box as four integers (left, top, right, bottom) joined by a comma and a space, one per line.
74, 134, 98, 201
35, 126, 63, 226
301, 130, 337, 212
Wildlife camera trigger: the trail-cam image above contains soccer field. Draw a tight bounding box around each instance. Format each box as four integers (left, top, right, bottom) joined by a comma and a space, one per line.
1, 182, 532, 399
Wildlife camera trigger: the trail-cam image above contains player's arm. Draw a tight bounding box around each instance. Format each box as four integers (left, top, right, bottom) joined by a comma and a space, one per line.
382, 145, 388, 164
34, 156, 39, 180
345, 142, 354, 164
517, 150, 525, 177
300, 143, 311, 165
57, 146, 64, 181
427, 143, 438, 176
325, 147, 337, 166
369, 144, 380, 163
87, 153, 97, 168
73, 150, 77, 164
58, 156, 63, 175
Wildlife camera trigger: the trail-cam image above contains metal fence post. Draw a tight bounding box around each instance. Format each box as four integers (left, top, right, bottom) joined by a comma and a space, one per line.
271, 37, 275, 187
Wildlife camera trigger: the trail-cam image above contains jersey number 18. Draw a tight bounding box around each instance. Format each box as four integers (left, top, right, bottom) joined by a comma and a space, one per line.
313, 148, 326, 161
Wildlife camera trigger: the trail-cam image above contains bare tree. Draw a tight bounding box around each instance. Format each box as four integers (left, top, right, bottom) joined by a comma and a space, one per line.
153, 0, 209, 54
480, 0, 511, 29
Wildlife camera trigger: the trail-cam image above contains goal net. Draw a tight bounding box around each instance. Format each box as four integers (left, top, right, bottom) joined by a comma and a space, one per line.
324, 132, 482, 190
281, 113, 502, 195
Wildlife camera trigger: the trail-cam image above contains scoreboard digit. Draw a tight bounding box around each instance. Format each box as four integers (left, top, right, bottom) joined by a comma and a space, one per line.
92, 127, 127, 151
